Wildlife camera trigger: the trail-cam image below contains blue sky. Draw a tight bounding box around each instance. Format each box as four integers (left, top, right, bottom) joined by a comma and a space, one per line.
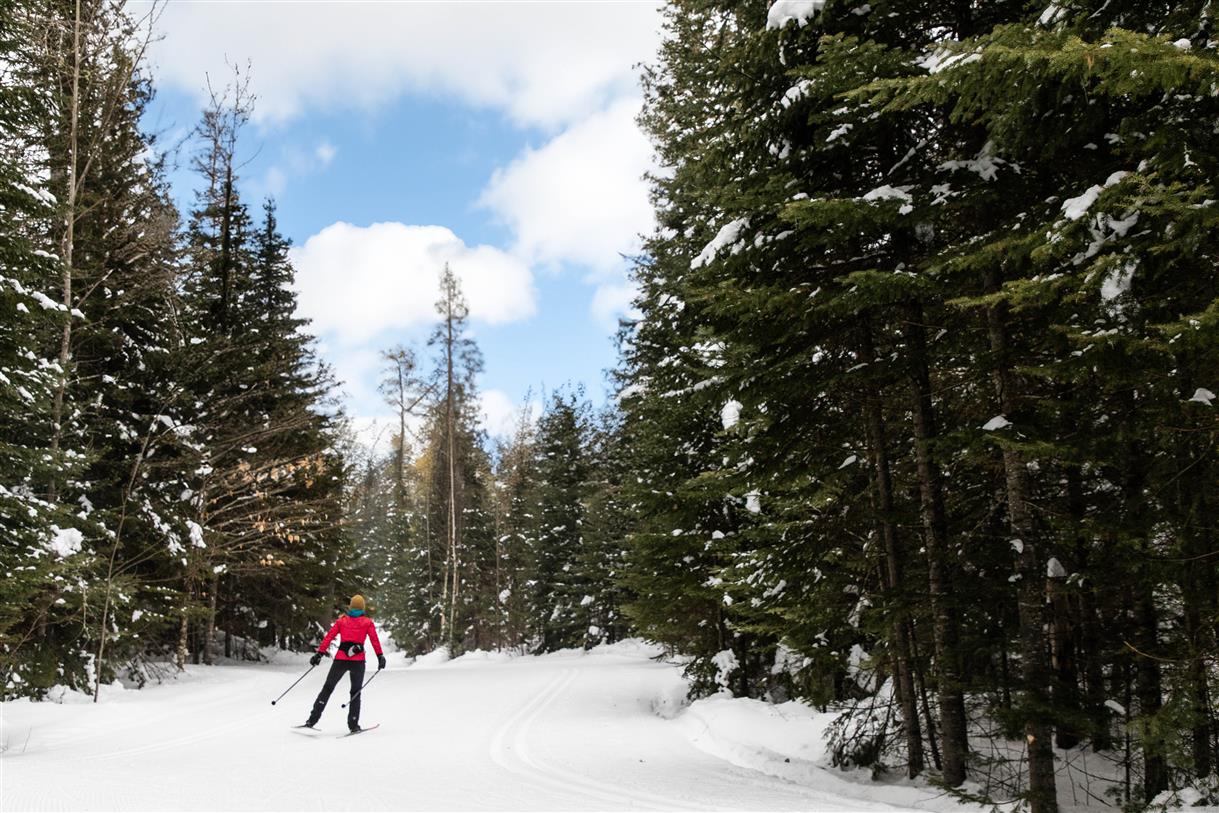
139, 1, 663, 442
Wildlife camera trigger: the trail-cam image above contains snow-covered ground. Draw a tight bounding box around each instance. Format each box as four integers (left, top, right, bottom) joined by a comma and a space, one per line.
2, 640, 982, 811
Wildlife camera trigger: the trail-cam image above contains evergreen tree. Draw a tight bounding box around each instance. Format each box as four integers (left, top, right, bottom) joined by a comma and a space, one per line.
176, 77, 349, 666
621, 0, 1219, 808
527, 389, 594, 652
490, 402, 540, 651
579, 407, 633, 646
0, 0, 88, 696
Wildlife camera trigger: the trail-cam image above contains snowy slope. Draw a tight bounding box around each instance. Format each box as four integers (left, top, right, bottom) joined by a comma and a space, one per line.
2, 641, 981, 811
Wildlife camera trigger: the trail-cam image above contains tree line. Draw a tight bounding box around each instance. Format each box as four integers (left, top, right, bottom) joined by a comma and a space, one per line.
349, 271, 630, 657
613, 1, 1219, 811
1, 0, 351, 699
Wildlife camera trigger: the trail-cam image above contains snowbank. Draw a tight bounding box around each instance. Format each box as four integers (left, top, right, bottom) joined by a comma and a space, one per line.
671, 694, 836, 784
408, 638, 664, 670
668, 692, 989, 812
32, 680, 128, 705
407, 646, 452, 669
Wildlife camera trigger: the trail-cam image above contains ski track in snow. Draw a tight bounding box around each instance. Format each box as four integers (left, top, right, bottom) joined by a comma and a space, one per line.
3, 645, 938, 811
490, 667, 703, 810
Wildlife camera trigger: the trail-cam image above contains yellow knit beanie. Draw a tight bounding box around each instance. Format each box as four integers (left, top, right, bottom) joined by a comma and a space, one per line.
349, 594, 365, 612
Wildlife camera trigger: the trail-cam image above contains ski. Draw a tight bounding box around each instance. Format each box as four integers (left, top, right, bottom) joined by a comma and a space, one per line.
291, 725, 323, 736
341, 723, 379, 737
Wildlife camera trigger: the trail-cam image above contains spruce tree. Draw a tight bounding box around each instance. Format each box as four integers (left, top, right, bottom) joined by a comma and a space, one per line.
0, 0, 88, 696
528, 390, 593, 652
490, 404, 540, 651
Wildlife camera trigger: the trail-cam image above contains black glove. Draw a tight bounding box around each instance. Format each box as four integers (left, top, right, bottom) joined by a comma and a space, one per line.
377, 654, 386, 671
310, 652, 324, 667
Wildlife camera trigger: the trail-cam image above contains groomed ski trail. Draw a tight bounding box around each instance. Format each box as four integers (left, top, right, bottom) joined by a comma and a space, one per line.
2, 642, 958, 811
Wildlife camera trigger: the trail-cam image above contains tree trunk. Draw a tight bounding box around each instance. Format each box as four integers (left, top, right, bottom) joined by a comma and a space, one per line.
217, 165, 234, 333
909, 620, 943, 771
983, 269, 1057, 813
1047, 571, 1080, 749
445, 294, 462, 652
1177, 439, 1216, 778
48, 0, 84, 503
902, 303, 968, 785
1135, 590, 1167, 801
203, 570, 219, 665
1077, 586, 1111, 749
1185, 602, 1213, 778
859, 321, 925, 778
495, 533, 504, 651
1067, 465, 1111, 749
176, 579, 191, 671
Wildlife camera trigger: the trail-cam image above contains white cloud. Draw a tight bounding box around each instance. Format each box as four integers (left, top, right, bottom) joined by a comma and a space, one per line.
291, 222, 537, 418
263, 166, 287, 198
321, 343, 393, 426
315, 141, 337, 167
291, 221, 537, 346
347, 415, 398, 456
142, 2, 663, 128
590, 278, 641, 330
138, 2, 663, 421
352, 391, 523, 454
252, 140, 337, 199
479, 389, 524, 441
479, 98, 656, 275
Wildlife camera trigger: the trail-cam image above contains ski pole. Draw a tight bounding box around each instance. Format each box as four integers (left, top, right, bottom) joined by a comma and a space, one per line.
341, 669, 380, 709
271, 662, 317, 705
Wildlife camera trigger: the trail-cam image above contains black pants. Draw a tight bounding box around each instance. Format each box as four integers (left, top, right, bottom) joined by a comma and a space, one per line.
307, 659, 365, 729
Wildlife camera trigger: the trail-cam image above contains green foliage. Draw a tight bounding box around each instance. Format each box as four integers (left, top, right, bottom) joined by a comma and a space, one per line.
617, 0, 1219, 807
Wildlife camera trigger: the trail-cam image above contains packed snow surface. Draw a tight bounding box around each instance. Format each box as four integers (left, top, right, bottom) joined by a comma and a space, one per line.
0, 639, 992, 812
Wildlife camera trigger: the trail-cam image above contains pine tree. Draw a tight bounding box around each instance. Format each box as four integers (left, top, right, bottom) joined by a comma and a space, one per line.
490, 402, 540, 651
579, 406, 633, 646
527, 389, 594, 652
622, 1, 1212, 806
422, 265, 495, 653
176, 77, 349, 666
0, 0, 89, 697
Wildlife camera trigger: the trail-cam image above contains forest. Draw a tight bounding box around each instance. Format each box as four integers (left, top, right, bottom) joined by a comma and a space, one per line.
2, 2, 1217, 812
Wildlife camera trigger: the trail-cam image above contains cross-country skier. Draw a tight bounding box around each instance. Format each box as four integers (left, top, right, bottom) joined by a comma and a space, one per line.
303, 594, 385, 733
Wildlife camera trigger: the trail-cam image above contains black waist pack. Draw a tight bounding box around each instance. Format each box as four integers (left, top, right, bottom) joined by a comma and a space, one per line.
338, 641, 364, 656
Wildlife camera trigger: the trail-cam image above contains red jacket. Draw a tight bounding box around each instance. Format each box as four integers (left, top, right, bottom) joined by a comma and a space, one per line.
318, 614, 383, 662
